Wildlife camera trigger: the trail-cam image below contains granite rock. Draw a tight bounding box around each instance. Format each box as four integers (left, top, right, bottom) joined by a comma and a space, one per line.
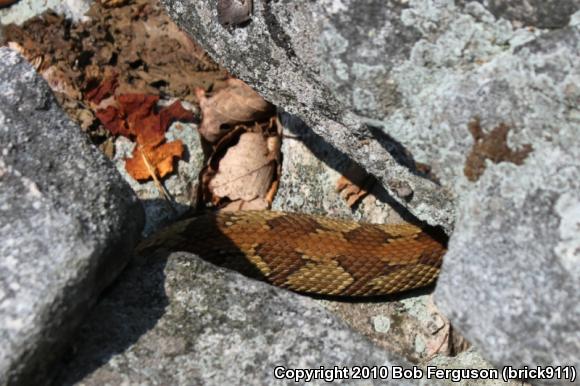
0, 47, 144, 385
56, 252, 430, 385
463, 0, 580, 28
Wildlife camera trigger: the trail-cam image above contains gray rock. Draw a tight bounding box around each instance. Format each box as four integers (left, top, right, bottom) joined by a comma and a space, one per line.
429, 25, 579, 385
0, 48, 144, 385
426, 347, 523, 386
56, 252, 429, 385
462, 0, 580, 28
160, 0, 579, 384
0, 0, 93, 27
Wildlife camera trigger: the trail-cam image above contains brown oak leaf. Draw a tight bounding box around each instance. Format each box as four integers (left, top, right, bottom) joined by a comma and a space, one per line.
209, 132, 275, 201
196, 78, 275, 143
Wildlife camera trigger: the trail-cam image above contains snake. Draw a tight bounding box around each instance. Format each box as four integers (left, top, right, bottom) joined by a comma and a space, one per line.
138, 210, 447, 297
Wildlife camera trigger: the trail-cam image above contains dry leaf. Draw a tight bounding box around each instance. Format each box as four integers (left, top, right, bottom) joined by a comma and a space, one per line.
85, 75, 118, 104
123, 97, 193, 182
125, 141, 184, 181
92, 93, 194, 181
209, 132, 275, 201
98, 0, 129, 7
95, 105, 130, 137
95, 94, 194, 142
336, 163, 375, 208
196, 78, 275, 143
3, 0, 224, 145
6, 42, 44, 71
41, 65, 82, 100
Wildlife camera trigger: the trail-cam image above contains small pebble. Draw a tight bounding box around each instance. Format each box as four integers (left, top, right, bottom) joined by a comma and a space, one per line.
372, 315, 391, 333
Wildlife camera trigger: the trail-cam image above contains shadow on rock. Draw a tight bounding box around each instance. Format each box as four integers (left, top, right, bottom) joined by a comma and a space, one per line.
53, 244, 169, 385
280, 112, 448, 240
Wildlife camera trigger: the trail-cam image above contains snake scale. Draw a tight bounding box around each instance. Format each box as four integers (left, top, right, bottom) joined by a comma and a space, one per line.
138, 210, 447, 297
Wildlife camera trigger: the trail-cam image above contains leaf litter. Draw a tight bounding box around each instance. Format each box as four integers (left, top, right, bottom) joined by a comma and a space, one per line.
1, 0, 281, 211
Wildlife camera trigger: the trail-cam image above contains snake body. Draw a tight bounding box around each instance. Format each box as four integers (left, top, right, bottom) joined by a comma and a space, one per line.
138, 210, 446, 297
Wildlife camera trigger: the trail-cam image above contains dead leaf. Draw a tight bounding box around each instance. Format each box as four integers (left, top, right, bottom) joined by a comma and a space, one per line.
208, 132, 275, 201
119, 95, 193, 182
95, 94, 195, 143
120, 94, 160, 132
160, 100, 197, 131
6, 42, 44, 70
336, 163, 375, 208
125, 141, 184, 181
3, 0, 224, 144
196, 78, 275, 143
98, 0, 129, 7
95, 106, 131, 137
85, 75, 118, 104
92, 92, 194, 181
41, 65, 82, 100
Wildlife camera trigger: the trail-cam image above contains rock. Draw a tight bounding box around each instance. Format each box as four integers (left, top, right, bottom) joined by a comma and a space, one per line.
462, 0, 580, 28
426, 347, 522, 386
0, 0, 92, 27
160, 0, 580, 384
273, 112, 409, 225
55, 252, 428, 385
0, 48, 144, 385
429, 25, 580, 384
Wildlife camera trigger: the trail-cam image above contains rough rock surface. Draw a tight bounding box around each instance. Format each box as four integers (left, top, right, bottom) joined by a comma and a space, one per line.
0, 48, 144, 385
161, 0, 580, 384
465, 0, 580, 28
0, 0, 92, 27
431, 23, 580, 384
56, 252, 429, 385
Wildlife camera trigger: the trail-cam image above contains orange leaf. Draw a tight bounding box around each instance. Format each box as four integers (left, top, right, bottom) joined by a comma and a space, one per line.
97, 94, 194, 142
94, 93, 194, 181
135, 114, 164, 147
125, 140, 184, 181
336, 163, 375, 208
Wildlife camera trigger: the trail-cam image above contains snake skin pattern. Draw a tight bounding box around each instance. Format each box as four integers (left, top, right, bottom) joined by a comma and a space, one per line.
138, 210, 447, 296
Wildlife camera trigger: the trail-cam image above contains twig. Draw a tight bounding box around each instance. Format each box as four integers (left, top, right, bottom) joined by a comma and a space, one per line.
139, 145, 177, 214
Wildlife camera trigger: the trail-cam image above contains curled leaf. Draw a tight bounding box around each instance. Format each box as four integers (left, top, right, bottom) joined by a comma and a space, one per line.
196, 78, 274, 143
